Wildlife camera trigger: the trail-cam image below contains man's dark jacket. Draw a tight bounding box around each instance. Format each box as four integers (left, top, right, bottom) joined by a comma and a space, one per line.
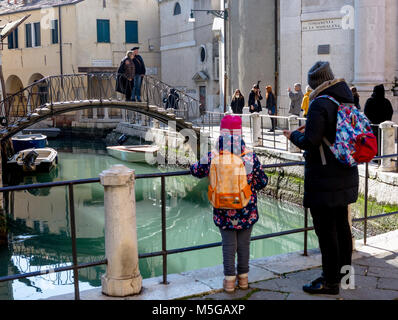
133, 55, 146, 75
364, 84, 393, 125
290, 79, 359, 208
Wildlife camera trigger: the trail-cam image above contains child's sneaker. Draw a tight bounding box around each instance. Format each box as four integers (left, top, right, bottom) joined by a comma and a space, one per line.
223, 276, 236, 293
238, 274, 249, 290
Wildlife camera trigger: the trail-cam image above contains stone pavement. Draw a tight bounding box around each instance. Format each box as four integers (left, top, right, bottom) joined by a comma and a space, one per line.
185, 231, 398, 301
48, 230, 398, 300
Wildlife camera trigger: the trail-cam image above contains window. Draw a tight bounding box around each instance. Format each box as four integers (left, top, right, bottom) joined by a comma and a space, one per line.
8, 29, 18, 49
200, 45, 206, 62
174, 2, 181, 15
97, 19, 110, 43
125, 20, 138, 44
51, 20, 58, 44
25, 22, 41, 47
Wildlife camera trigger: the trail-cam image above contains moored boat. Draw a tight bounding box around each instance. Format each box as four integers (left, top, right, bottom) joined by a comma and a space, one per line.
12, 134, 48, 153
7, 148, 58, 173
22, 128, 61, 139
106, 145, 159, 163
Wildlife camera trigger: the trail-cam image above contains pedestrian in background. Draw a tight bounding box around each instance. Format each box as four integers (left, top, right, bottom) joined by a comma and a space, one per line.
351, 86, 361, 110
265, 85, 277, 132
283, 61, 359, 296
231, 89, 245, 114
164, 88, 180, 110
364, 84, 394, 155
301, 85, 313, 118
131, 47, 146, 102
248, 84, 263, 113
190, 115, 268, 293
288, 83, 304, 116
116, 51, 135, 101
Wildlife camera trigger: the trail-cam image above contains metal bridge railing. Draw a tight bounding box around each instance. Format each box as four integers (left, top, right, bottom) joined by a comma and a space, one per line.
0, 155, 398, 300
0, 73, 201, 130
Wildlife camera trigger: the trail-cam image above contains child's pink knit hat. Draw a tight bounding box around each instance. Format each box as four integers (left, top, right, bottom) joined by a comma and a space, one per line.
220, 115, 242, 135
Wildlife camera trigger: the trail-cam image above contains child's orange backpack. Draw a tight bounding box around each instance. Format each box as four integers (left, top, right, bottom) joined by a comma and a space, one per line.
208, 150, 253, 210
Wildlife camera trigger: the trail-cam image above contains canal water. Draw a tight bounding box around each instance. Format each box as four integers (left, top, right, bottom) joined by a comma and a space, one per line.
0, 136, 318, 300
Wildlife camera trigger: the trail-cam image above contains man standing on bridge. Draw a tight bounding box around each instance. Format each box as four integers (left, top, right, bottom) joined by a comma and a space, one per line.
131, 47, 146, 102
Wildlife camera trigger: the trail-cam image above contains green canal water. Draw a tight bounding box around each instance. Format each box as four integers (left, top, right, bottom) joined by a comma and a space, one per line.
0, 137, 318, 300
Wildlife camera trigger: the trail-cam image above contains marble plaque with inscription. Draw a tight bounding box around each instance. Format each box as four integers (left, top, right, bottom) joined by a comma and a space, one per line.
302, 19, 342, 32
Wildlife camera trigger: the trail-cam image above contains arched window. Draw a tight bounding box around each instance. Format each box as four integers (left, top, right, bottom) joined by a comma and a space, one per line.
174, 2, 181, 16
200, 45, 206, 63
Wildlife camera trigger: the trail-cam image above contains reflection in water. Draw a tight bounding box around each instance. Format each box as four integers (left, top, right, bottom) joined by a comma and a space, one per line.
0, 137, 318, 300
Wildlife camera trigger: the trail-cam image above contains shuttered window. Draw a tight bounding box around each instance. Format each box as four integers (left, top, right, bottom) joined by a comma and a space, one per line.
25, 22, 41, 47
125, 20, 138, 44
97, 19, 110, 43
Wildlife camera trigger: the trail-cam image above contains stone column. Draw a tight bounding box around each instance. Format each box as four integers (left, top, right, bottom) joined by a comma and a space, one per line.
153, 119, 160, 129
251, 113, 262, 147
288, 115, 301, 153
100, 165, 142, 297
379, 121, 396, 172
104, 108, 109, 120
354, 0, 386, 93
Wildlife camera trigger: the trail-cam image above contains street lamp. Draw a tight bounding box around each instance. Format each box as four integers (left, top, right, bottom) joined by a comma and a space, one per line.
189, 8, 229, 113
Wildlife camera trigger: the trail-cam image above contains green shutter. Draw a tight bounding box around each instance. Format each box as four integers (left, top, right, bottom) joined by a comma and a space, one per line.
97, 19, 110, 43
34, 22, 41, 46
51, 20, 59, 44
125, 21, 138, 43
14, 28, 18, 49
26, 24, 32, 47
8, 33, 13, 49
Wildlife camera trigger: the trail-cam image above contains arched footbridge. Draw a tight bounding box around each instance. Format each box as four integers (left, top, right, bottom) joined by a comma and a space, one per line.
0, 73, 202, 142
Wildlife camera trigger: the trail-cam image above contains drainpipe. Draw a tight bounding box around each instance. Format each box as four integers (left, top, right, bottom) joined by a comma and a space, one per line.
59, 6, 63, 77
274, 0, 279, 112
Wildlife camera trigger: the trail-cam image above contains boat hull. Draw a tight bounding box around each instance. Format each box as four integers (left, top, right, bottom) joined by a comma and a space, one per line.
22, 128, 61, 139
107, 145, 159, 163
12, 134, 48, 153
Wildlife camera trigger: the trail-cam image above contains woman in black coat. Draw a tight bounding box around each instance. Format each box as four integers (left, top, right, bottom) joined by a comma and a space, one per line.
284, 72, 359, 296
116, 51, 135, 101
248, 84, 263, 113
364, 84, 394, 154
230, 89, 245, 114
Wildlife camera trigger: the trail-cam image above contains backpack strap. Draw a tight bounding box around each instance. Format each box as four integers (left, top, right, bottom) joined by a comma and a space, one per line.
314, 96, 340, 166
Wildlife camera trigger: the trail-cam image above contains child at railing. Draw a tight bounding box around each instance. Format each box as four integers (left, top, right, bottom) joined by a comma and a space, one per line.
190, 115, 268, 293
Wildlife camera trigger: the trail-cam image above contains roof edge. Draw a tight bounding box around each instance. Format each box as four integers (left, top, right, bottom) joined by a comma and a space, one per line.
0, 0, 85, 17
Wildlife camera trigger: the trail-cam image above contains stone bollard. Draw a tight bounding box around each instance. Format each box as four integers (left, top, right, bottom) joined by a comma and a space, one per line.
242, 107, 250, 127
288, 115, 301, 153
100, 165, 142, 297
251, 113, 262, 147
379, 121, 396, 172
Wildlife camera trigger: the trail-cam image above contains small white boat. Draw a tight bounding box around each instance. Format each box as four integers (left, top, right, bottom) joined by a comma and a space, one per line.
7, 148, 58, 173
107, 145, 159, 163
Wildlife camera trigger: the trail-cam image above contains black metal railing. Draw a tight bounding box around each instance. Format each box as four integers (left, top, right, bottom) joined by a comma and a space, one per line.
0, 155, 398, 300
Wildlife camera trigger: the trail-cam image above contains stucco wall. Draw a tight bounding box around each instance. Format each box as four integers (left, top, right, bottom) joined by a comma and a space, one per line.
159, 0, 220, 110
228, 0, 276, 105
1, 0, 161, 91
